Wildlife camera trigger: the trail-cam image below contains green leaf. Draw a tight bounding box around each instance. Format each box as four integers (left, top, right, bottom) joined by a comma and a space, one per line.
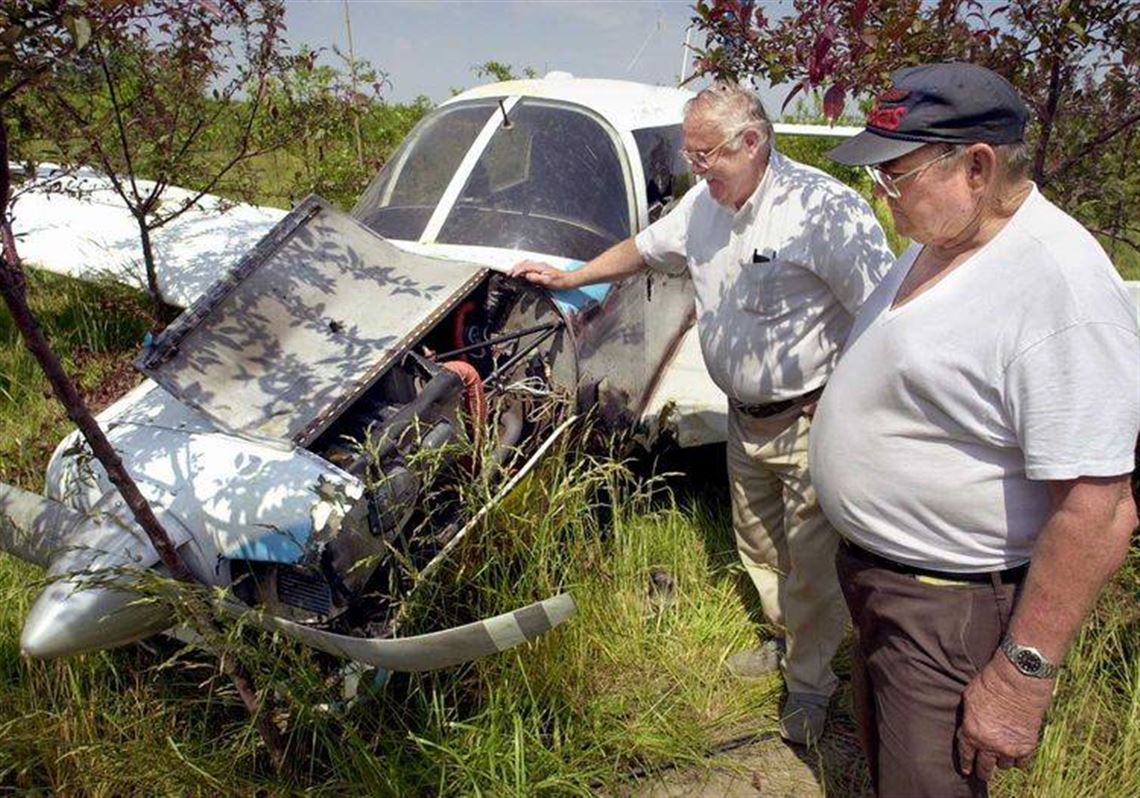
65, 15, 92, 51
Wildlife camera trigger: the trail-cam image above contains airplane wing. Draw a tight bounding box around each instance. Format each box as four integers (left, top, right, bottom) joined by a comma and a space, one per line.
11, 164, 284, 308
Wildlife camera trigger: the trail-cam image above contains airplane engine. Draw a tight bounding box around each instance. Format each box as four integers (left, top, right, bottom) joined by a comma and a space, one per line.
225, 268, 577, 635
15, 197, 585, 664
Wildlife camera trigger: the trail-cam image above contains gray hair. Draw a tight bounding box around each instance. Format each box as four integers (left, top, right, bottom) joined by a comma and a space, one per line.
993, 141, 1032, 183
937, 141, 1032, 216
940, 141, 1032, 189
685, 81, 773, 153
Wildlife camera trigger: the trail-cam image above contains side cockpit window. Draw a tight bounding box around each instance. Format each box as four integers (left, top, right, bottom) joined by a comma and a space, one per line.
632, 125, 695, 224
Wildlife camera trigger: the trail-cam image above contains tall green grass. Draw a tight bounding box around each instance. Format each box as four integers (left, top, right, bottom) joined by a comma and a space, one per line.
1, 273, 1137, 796
992, 549, 1140, 798
0, 269, 149, 490
3, 431, 1136, 794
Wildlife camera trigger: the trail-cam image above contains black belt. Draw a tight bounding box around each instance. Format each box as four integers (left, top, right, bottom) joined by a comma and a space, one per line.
841, 538, 1028, 585
731, 385, 825, 419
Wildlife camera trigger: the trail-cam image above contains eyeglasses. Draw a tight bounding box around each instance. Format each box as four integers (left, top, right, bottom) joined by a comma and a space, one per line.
865, 148, 961, 198
680, 127, 749, 170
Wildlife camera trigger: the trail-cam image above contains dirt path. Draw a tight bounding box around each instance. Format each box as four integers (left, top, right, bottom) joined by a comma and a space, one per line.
623, 719, 871, 798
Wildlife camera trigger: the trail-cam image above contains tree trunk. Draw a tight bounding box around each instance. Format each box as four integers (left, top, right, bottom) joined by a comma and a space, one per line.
0, 140, 187, 582
1032, 47, 1064, 186
1109, 126, 1135, 261
135, 212, 166, 326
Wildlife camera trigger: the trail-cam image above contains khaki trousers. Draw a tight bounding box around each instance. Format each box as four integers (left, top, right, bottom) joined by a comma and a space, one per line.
726, 405, 846, 697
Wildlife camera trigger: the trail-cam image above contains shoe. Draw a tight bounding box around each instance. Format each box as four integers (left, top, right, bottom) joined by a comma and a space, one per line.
779, 691, 829, 745
726, 638, 786, 679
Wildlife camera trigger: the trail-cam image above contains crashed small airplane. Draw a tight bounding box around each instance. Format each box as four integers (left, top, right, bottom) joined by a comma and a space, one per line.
0, 74, 858, 672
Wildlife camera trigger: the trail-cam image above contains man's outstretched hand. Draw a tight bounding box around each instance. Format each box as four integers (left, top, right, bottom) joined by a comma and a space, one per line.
510, 260, 574, 290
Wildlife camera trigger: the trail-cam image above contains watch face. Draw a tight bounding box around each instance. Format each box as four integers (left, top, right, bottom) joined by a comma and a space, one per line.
1015, 649, 1043, 674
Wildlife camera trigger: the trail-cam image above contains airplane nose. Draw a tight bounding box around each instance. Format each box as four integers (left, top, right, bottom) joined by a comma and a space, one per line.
21, 575, 173, 658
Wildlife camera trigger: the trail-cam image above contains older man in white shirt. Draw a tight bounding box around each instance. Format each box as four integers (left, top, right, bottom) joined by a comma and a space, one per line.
812, 63, 1139, 796
512, 82, 893, 744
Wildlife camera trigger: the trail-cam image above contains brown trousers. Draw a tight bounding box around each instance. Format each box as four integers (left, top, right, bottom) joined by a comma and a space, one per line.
836, 542, 1021, 798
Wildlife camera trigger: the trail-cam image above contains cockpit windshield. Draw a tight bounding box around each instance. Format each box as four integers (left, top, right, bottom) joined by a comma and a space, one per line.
353, 102, 495, 243
354, 99, 632, 262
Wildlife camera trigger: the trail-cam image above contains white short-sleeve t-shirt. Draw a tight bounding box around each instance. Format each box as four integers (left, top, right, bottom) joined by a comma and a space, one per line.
634, 149, 893, 404
810, 186, 1140, 573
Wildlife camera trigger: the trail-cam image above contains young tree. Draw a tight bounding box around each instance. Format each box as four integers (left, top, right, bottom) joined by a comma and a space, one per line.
263, 45, 400, 209
0, 0, 285, 768
25, 0, 291, 323
473, 60, 539, 82
691, 0, 1140, 258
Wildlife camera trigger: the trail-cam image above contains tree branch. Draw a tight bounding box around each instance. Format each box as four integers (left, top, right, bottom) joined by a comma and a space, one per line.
1032, 50, 1065, 184
148, 77, 272, 230
1042, 109, 1140, 185
98, 41, 145, 209
1085, 225, 1140, 252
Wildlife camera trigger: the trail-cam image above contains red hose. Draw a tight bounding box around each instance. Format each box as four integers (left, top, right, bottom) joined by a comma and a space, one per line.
452, 301, 477, 362
441, 360, 486, 462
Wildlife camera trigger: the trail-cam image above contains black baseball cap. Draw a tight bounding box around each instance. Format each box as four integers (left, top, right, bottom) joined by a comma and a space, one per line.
827, 62, 1028, 166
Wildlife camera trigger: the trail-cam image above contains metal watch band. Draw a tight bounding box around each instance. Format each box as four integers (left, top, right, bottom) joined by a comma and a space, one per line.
999, 637, 1060, 679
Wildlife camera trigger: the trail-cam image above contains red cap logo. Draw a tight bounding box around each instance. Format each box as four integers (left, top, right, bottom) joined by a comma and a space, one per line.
867, 88, 909, 130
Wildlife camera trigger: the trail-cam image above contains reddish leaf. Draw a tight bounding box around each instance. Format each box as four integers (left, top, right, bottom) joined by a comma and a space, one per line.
823, 82, 846, 121
808, 32, 833, 85
812, 31, 833, 64
780, 79, 808, 114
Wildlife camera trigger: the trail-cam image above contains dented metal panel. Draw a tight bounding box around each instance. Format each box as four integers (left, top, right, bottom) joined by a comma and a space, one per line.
137, 196, 487, 444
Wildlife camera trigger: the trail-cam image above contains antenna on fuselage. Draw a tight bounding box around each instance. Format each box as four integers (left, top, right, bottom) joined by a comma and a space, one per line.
497, 99, 512, 129
679, 23, 695, 86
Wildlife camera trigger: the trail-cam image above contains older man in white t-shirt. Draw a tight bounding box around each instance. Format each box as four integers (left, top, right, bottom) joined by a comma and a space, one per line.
812, 63, 1139, 797
512, 81, 892, 744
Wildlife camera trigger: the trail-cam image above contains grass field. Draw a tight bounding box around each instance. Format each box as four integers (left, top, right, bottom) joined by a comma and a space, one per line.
0, 270, 1138, 796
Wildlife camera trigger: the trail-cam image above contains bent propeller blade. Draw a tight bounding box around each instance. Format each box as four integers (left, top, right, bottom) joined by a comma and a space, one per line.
228, 592, 577, 672
0, 482, 85, 568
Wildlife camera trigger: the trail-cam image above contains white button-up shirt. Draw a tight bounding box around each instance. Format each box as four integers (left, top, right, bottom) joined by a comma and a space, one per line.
635, 149, 893, 404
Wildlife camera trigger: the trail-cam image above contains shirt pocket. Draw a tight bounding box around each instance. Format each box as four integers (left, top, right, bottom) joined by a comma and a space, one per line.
736, 258, 807, 320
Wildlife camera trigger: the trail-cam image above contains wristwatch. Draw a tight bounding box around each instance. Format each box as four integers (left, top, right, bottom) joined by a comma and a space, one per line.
999, 637, 1060, 679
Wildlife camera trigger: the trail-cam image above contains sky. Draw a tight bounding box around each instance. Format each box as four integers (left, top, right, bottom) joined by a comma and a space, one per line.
282, 0, 790, 111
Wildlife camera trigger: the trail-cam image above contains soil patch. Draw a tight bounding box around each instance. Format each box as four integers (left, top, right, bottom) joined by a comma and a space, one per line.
623, 715, 871, 798
75, 348, 143, 413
